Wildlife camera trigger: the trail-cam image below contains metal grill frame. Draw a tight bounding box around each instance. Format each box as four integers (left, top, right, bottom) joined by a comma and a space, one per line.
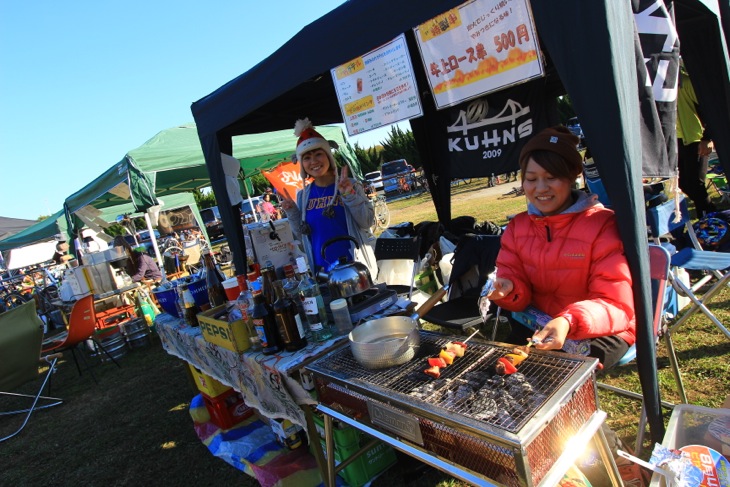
307, 331, 601, 486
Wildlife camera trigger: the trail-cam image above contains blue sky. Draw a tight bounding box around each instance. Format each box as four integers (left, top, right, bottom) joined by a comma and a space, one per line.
0, 1, 398, 221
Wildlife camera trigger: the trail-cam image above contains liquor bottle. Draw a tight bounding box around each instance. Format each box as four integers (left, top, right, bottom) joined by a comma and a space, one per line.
203, 249, 227, 308
272, 281, 307, 352
180, 283, 200, 327
295, 257, 332, 342
250, 281, 281, 355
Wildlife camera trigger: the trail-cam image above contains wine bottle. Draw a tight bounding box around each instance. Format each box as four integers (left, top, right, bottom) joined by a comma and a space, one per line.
250, 281, 281, 355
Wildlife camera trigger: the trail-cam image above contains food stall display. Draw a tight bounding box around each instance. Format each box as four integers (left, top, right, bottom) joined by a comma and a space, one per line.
307, 331, 622, 487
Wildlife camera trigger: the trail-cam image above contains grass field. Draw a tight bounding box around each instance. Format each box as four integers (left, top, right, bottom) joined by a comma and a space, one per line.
1, 179, 728, 487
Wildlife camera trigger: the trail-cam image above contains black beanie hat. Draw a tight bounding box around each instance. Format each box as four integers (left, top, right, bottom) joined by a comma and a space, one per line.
519, 125, 582, 176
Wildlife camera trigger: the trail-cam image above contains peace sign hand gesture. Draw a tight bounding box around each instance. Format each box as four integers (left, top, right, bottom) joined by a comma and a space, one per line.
337, 165, 355, 196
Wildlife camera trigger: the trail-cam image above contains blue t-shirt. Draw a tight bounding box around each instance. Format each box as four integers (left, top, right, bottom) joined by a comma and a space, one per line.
306, 183, 352, 272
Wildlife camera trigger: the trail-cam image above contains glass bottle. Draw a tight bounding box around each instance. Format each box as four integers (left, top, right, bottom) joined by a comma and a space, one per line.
181, 283, 200, 327
250, 281, 281, 355
282, 264, 307, 333
272, 281, 307, 352
296, 256, 331, 342
260, 263, 277, 308
203, 250, 227, 308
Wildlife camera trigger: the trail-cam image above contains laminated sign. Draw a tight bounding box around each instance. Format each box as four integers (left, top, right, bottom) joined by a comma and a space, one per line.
245, 218, 304, 271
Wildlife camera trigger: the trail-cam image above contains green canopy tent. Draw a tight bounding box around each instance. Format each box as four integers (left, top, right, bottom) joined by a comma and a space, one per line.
64, 123, 352, 216
95, 192, 207, 241
0, 210, 70, 252
62, 123, 354, 261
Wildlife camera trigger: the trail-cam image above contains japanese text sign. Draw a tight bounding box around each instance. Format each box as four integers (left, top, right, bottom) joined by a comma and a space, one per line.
415, 0, 544, 109
331, 34, 423, 137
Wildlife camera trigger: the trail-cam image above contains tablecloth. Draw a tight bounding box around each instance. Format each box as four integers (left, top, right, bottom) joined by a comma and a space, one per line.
155, 313, 346, 428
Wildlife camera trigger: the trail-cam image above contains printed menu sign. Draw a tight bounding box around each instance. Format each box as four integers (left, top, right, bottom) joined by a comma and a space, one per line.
332, 34, 423, 136
415, 0, 544, 109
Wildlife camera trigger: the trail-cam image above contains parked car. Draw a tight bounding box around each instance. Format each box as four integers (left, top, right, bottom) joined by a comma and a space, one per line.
200, 206, 225, 241
364, 171, 384, 191
241, 196, 263, 222
380, 159, 413, 195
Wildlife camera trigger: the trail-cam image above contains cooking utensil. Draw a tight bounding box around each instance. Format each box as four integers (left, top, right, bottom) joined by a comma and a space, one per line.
319, 236, 374, 299
349, 286, 446, 369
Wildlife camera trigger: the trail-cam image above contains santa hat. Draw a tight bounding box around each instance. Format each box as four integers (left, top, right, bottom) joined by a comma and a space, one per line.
294, 118, 337, 180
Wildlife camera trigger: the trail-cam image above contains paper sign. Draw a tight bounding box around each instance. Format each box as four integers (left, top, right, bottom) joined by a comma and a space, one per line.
415, 0, 544, 109
332, 34, 423, 137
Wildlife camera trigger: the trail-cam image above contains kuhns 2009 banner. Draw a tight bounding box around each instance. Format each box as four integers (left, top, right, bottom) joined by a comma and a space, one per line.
443, 78, 552, 179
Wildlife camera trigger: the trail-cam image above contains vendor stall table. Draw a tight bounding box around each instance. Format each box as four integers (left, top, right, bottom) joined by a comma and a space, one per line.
155, 312, 350, 485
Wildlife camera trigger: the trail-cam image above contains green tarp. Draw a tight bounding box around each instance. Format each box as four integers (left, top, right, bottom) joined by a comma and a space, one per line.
0, 193, 203, 252
64, 123, 350, 215
0, 210, 68, 252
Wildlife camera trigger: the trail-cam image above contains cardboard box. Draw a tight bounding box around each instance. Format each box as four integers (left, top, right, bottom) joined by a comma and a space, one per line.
197, 305, 250, 353
188, 364, 232, 398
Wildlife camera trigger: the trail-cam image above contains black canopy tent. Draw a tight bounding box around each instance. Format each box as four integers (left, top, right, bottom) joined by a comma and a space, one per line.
192, 0, 730, 444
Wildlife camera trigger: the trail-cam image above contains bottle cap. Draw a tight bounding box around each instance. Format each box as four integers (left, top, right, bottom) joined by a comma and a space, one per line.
330, 298, 348, 311
283, 264, 295, 278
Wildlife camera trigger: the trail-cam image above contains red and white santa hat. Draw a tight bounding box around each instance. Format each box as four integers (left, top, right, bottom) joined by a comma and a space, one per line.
294, 118, 337, 179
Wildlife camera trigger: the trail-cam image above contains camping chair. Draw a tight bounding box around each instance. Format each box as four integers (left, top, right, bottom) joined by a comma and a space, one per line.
597, 244, 684, 454
420, 234, 501, 331
182, 239, 202, 275
646, 195, 730, 342
41, 295, 121, 382
374, 236, 421, 300
0, 300, 63, 443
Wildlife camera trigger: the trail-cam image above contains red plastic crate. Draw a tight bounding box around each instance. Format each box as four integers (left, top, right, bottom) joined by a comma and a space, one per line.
201, 389, 254, 430
95, 304, 136, 329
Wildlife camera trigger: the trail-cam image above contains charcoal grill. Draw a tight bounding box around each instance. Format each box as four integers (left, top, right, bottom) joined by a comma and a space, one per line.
306, 331, 622, 487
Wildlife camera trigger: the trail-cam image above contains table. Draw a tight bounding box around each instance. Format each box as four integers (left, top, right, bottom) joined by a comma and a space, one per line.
155, 312, 347, 429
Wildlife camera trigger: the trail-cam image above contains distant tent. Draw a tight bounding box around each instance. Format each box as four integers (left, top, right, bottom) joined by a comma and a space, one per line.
0, 216, 37, 241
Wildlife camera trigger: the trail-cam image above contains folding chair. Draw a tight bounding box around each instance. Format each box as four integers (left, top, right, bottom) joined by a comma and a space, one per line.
182, 239, 202, 275
597, 244, 684, 454
1, 300, 63, 442
42, 295, 121, 383
646, 195, 730, 341
420, 234, 501, 331
374, 236, 421, 300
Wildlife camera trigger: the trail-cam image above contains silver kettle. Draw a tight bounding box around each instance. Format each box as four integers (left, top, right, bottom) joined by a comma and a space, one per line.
319, 236, 373, 299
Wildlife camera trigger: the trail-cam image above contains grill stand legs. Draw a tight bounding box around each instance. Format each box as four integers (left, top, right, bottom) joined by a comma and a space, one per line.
317, 405, 624, 487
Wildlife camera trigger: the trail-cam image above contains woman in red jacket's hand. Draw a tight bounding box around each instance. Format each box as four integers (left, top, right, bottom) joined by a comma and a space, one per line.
488, 126, 635, 369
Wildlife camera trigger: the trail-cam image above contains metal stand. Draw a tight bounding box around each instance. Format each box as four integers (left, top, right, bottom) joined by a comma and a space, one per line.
317, 405, 624, 487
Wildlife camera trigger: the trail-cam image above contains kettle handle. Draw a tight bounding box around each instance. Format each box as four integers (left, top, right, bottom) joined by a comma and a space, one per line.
321, 235, 360, 259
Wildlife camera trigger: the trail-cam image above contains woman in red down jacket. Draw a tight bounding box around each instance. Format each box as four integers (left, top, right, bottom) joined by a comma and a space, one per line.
489, 126, 635, 369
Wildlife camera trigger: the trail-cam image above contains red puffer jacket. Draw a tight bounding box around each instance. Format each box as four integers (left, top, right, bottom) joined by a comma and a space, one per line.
492, 202, 636, 346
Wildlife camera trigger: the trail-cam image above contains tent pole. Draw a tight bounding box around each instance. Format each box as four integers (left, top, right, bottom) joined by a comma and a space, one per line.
144, 213, 166, 281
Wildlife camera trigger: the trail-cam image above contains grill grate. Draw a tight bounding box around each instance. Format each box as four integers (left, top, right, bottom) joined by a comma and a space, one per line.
311, 331, 591, 433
